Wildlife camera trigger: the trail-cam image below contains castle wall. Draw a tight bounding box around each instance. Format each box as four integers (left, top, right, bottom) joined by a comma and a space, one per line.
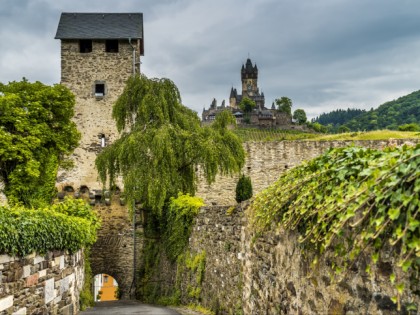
57, 39, 139, 191
196, 139, 419, 205
180, 204, 419, 314
0, 250, 84, 315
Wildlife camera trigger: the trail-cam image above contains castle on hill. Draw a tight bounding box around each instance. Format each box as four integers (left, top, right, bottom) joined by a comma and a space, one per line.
202, 58, 292, 127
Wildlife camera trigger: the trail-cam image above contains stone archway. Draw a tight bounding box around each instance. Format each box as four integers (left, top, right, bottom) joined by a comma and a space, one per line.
90, 201, 136, 300
93, 273, 120, 301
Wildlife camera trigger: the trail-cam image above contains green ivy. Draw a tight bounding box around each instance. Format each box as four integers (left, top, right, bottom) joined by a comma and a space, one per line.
79, 248, 95, 310
164, 194, 204, 262
250, 145, 420, 304
0, 197, 100, 256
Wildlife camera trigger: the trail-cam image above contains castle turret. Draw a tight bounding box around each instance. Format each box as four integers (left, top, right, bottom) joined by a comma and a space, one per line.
241, 58, 260, 100
229, 87, 238, 108
55, 13, 144, 190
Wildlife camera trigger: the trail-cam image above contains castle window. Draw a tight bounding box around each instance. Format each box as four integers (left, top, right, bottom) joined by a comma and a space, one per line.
100, 134, 106, 147
79, 40, 92, 53
105, 40, 119, 53
95, 83, 105, 97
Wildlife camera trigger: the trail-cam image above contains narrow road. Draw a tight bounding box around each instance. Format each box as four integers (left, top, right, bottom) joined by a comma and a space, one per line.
79, 300, 181, 315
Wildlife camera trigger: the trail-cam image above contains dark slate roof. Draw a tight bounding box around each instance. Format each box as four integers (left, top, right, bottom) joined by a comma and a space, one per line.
55, 13, 143, 39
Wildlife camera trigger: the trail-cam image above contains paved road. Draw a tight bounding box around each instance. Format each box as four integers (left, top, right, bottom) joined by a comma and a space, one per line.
79, 300, 181, 315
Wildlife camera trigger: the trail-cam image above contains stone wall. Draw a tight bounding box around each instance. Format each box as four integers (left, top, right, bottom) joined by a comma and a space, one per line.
182, 139, 420, 314
0, 250, 84, 315
242, 223, 419, 315
179, 203, 420, 314
182, 205, 245, 313
197, 139, 419, 205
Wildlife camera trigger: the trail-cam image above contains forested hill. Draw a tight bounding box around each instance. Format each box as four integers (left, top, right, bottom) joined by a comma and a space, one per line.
312, 108, 366, 126
312, 90, 420, 131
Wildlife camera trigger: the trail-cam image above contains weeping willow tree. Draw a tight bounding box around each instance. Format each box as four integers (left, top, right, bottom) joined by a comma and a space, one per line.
95, 74, 245, 215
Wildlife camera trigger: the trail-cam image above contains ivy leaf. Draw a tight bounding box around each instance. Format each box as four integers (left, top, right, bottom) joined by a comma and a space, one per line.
390, 273, 396, 284
396, 283, 405, 294
388, 208, 400, 221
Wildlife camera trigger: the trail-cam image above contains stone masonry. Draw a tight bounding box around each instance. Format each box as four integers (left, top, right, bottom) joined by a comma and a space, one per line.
0, 250, 84, 315
197, 139, 420, 205
56, 39, 138, 191
179, 202, 420, 314
89, 199, 139, 300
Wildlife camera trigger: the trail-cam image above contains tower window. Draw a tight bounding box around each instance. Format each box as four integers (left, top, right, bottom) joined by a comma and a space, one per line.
100, 134, 106, 147
79, 40, 92, 53
105, 40, 119, 53
95, 83, 105, 97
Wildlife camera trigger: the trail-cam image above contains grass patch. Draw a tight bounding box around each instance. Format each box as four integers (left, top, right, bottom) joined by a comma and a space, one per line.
233, 128, 420, 142
233, 127, 317, 142
310, 130, 420, 141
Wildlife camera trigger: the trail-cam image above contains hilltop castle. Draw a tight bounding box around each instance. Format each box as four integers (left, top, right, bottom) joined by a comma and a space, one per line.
202, 58, 292, 127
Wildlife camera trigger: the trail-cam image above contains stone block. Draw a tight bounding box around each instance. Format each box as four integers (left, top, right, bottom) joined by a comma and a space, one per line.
38, 269, 47, 279
22, 265, 31, 278
25, 273, 39, 287
44, 278, 55, 304
12, 307, 27, 315
33, 255, 45, 265
0, 295, 13, 312
54, 256, 65, 270
0, 255, 13, 264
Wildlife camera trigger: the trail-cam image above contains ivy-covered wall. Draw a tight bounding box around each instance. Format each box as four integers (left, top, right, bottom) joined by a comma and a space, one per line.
175, 203, 419, 314
0, 250, 84, 314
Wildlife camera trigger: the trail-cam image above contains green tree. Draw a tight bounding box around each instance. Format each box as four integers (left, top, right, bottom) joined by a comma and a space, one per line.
338, 125, 350, 133
238, 97, 256, 113
0, 79, 80, 207
96, 75, 245, 215
275, 97, 292, 115
398, 123, 420, 131
235, 174, 253, 203
293, 109, 307, 124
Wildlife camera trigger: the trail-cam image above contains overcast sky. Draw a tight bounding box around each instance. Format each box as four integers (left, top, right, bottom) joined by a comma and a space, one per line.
1, 0, 420, 119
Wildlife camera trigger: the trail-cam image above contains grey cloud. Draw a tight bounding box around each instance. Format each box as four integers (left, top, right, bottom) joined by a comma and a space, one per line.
2, 0, 420, 120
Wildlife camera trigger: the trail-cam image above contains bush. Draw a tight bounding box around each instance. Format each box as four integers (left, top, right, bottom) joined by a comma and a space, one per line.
0, 197, 100, 256
235, 174, 253, 203
398, 123, 420, 131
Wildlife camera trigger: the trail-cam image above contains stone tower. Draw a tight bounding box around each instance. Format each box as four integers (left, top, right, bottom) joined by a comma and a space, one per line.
226, 58, 265, 109
241, 58, 258, 98
55, 13, 144, 191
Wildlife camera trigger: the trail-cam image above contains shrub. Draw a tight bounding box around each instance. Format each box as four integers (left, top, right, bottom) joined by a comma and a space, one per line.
398, 123, 420, 131
0, 197, 100, 256
235, 174, 253, 203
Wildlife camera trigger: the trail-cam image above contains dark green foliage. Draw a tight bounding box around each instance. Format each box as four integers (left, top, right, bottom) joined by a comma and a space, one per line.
0, 198, 100, 256
345, 91, 420, 131
275, 97, 293, 115
0, 79, 80, 207
79, 248, 95, 310
235, 174, 253, 203
313, 90, 420, 132
399, 123, 420, 131
96, 74, 244, 216
307, 122, 330, 133
338, 125, 351, 133
251, 145, 420, 303
238, 97, 256, 113
293, 109, 307, 124
312, 108, 366, 129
